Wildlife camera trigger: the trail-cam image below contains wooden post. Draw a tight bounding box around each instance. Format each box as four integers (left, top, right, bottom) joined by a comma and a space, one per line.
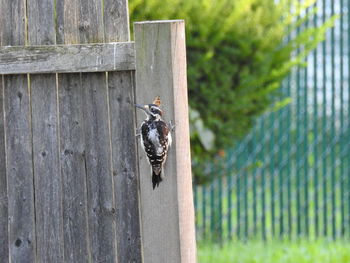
134, 20, 196, 263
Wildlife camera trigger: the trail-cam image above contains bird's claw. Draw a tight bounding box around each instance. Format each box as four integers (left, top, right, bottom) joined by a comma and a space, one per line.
135, 128, 141, 137
168, 121, 175, 132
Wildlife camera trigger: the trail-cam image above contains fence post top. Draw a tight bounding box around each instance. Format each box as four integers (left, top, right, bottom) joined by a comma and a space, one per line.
134, 19, 185, 25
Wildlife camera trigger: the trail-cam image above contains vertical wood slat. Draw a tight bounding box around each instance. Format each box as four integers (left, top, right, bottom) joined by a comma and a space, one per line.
104, 0, 142, 262
4, 75, 36, 262
0, 2, 5, 257
79, 0, 117, 261
0, 77, 8, 261
30, 76, 63, 261
56, 2, 91, 263
0, 0, 7, 251
0, 0, 27, 46
82, 72, 117, 262
58, 73, 91, 263
56, 0, 113, 262
0, 0, 36, 262
27, 0, 64, 261
104, 0, 130, 42
135, 20, 196, 263
107, 71, 142, 262
56, 1, 91, 261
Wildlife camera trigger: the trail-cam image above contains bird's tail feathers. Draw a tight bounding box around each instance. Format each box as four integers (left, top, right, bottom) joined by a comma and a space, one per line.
152, 170, 162, 189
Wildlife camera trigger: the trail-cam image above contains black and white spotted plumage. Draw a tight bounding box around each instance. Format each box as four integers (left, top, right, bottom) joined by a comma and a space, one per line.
136, 103, 172, 189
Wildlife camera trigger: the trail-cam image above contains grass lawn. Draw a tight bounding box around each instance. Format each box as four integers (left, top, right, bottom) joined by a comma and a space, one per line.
198, 239, 350, 263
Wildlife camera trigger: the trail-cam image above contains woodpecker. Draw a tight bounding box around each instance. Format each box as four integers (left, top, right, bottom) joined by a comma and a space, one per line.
135, 96, 172, 189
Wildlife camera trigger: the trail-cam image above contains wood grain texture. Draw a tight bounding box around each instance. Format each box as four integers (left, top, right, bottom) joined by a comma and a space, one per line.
104, 0, 130, 42
56, 0, 79, 44
77, 1, 117, 261
58, 73, 91, 263
56, 0, 92, 261
4, 75, 36, 263
0, 0, 36, 262
79, 0, 104, 43
104, 1, 142, 262
134, 20, 196, 263
27, 0, 55, 45
0, 1, 8, 260
0, 0, 27, 46
0, 42, 135, 74
0, 77, 8, 261
57, 0, 103, 44
169, 21, 197, 263
1, 0, 143, 262
108, 71, 142, 262
30, 75, 64, 262
82, 72, 117, 262
27, 0, 64, 261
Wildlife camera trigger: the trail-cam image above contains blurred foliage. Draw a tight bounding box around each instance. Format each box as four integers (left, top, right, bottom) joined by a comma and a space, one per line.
129, 0, 336, 184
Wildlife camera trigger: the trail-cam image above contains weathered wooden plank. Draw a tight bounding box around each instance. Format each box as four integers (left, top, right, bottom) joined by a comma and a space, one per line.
30, 75, 64, 262
79, 0, 104, 44
0, 76, 8, 261
104, 1, 142, 262
56, 0, 79, 44
82, 72, 117, 262
0, 2, 10, 261
27, 0, 55, 45
104, 0, 130, 42
0, 0, 4, 45
0, 0, 27, 46
107, 71, 142, 262
77, 1, 117, 261
27, 0, 64, 261
56, 0, 91, 261
0, 42, 135, 74
4, 75, 36, 262
1, 0, 36, 262
134, 20, 196, 263
58, 73, 91, 263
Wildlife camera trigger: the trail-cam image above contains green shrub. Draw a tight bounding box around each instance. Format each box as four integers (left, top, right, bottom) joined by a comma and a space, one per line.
129, 0, 336, 184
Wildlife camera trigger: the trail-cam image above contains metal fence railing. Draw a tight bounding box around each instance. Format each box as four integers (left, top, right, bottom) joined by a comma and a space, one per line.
194, 0, 350, 242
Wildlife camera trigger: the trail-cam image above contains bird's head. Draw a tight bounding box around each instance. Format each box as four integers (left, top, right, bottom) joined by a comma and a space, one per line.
135, 96, 163, 120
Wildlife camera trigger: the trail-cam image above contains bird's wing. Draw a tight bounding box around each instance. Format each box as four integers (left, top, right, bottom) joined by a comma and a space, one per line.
157, 121, 170, 154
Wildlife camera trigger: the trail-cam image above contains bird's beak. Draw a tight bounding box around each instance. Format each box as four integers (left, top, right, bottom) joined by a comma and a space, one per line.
135, 104, 150, 114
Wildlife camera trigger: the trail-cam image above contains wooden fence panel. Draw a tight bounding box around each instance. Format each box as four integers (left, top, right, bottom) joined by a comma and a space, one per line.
0, 0, 36, 262
134, 20, 196, 263
0, 1, 194, 262
27, 0, 64, 261
104, 0, 142, 262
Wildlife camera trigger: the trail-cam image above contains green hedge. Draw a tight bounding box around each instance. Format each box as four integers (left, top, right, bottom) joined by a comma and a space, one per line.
129, 0, 336, 184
